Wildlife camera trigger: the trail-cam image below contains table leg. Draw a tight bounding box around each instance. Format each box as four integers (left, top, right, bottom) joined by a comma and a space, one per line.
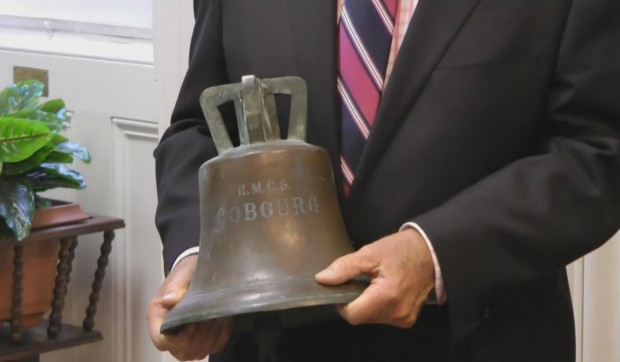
47, 237, 78, 338
83, 230, 114, 331
9, 244, 24, 344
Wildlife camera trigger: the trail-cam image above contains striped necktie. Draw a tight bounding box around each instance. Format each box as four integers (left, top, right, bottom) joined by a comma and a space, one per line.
338, 0, 398, 193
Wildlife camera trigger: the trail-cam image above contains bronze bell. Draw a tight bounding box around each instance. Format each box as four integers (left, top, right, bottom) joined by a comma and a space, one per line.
161, 75, 366, 335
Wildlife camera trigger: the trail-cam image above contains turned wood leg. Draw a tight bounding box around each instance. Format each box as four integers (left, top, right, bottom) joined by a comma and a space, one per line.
47, 237, 78, 338
10, 244, 24, 344
83, 230, 114, 331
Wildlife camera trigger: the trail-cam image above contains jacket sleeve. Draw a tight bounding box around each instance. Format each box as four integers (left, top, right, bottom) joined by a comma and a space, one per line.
154, 0, 230, 274
414, 0, 620, 343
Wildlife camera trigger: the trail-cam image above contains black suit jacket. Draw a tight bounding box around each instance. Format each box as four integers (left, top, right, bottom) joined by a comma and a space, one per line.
154, 0, 620, 361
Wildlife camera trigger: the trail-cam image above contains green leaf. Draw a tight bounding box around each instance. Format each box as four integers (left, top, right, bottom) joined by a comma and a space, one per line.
17, 79, 44, 100
0, 80, 44, 115
0, 177, 35, 241
43, 151, 74, 164
1, 143, 55, 175
0, 116, 53, 163
41, 99, 66, 118
26, 163, 86, 192
51, 134, 69, 144
0, 84, 20, 115
14, 80, 44, 111
10, 109, 64, 134
54, 141, 92, 163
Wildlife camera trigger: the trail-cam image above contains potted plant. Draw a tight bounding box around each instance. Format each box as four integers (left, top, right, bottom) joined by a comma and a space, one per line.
0, 79, 92, 241
0, 79, 91, 328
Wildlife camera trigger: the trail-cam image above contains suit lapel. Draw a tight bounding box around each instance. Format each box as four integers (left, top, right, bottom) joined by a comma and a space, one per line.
349, 0, 481, 200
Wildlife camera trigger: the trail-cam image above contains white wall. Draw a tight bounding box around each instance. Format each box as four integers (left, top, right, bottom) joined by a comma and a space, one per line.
582, 232, 620, 362
567, 232, 620, 362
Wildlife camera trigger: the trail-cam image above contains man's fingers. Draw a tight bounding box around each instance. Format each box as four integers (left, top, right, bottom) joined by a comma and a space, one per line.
177, 319, 233, 360
183, 322, 215, 360
319, 230, 436, 328
146, 254, 233, 359
199, 318, 232, 355
147, 293, 186, 350
159, 255, 198, 307
151, 322, 196, 353
336, 282, 421, 328
315, 247, 377, 285
212, 318, 234, 352
336, 282, 387, 325
168, 324, 209, 361
159, 290, 184, 309
147, 255, 199, 352
147, 314, 166, 349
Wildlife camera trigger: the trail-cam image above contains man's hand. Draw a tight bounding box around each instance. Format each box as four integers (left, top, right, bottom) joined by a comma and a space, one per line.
315, 228, 435, 328
146, 254, 233, 361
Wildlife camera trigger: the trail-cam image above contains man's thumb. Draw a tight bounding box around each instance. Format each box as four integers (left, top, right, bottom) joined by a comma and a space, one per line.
315, 252, 368, 285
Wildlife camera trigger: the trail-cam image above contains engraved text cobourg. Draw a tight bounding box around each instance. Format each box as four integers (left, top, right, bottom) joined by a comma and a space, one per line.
216, 179, 320, 226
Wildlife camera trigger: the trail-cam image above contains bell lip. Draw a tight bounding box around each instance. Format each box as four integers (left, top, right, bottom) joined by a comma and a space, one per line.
160, 279, 366, 334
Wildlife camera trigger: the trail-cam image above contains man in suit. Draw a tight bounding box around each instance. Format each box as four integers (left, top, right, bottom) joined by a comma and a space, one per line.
147, 0, 620, 361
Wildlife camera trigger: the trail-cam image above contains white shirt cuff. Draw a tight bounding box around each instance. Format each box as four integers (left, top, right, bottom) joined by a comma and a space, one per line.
171, 246, 200, 270
400, 222, 448, 304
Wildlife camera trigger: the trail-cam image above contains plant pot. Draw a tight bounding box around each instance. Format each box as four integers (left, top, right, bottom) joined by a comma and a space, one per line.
0, 201, 88, 328
32, 200, 90, 230
0, 240, 59, 328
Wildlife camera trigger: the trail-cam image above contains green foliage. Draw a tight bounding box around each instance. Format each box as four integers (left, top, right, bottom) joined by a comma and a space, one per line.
0, 117, 53, 163
27, 163, 86, 192
0, 80, 91, 241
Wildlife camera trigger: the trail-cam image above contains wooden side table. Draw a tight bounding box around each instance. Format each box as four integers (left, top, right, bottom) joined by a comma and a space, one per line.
0, 214, 125, 362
